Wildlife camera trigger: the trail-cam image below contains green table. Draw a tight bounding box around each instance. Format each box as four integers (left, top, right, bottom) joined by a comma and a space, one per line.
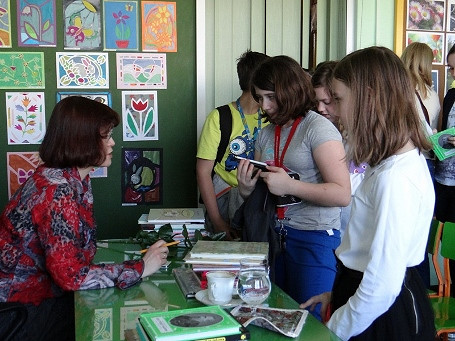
74, 242, 342, 341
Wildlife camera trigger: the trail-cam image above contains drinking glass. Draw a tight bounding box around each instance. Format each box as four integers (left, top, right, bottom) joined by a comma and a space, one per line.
237, 257, 271, 305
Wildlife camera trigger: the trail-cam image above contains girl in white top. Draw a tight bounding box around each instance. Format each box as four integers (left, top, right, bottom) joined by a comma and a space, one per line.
301, 47, 435, 340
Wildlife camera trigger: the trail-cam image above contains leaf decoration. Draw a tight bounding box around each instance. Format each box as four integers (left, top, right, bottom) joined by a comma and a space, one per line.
24, 22, 38, 40
127, 111, 138, 136
42, 20, 50, 32
143, 109, 154, 136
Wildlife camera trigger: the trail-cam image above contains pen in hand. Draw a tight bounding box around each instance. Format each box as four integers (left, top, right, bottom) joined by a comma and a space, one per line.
140, 240, 180, 254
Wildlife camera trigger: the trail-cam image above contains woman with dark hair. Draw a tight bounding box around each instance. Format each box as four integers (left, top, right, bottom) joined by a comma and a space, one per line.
301, 46, 435, 340
0, 96, 168, 340
236, 55, 351, 321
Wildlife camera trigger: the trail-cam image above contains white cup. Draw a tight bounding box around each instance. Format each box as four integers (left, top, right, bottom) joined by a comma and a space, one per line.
206, 271, 236, 305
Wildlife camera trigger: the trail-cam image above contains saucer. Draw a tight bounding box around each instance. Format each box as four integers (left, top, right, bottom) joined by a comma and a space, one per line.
195, 290, 243, 308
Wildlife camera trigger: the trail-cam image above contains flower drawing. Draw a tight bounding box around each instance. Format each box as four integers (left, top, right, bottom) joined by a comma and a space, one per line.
408, 0, 444, 31
127, 97, 155, 139
14, 96, 37, 137
113, 11, 130, 40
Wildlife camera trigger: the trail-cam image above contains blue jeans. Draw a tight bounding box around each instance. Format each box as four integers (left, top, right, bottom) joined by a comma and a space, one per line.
273, 226, 340, 321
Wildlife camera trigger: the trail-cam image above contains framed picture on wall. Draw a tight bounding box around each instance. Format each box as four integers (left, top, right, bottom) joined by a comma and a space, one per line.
56, 91, 112, 107
121, 147, 163, 206
116, 53, 167, 89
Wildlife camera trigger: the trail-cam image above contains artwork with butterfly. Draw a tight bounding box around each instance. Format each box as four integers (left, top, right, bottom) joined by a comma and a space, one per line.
103, 0, 138, 51
6, 92, 46, 145
7, 151, 41, 199
17, 0, 56, 47
116, 52, 167, 89
121, 148, 163, 205
63, 0, 102, 50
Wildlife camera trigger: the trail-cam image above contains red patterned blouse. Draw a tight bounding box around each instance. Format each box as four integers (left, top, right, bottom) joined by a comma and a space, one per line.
0, 166, 144, 305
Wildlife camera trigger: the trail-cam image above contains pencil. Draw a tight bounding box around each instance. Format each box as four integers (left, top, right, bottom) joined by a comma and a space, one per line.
140, 240, 180, 254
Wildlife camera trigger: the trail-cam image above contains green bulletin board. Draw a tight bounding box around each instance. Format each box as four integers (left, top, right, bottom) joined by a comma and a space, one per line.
0, 0, 197, 239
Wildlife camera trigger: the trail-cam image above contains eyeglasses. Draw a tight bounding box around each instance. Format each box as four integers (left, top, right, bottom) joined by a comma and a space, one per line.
104, 129, 113, 140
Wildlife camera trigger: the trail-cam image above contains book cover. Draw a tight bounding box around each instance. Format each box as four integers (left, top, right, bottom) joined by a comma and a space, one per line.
147, 208, 205, 224
139, 306, 242, 341
230, 305, 308, 338
429, 127, 455, 161
188, 241, 268, 260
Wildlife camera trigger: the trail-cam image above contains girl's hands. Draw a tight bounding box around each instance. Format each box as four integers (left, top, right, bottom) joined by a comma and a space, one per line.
141, 240, 169, 278
236, 159, 261, 198
260, 165, 294, 196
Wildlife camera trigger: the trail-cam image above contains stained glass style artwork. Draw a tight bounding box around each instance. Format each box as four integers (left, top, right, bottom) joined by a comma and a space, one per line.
141, 1, 177, 52
7, 151, 41, 198
56, 91, 112, 107
63, 0, 102, 50
122, 148, 163, 205
17, 0, 56, 47
116, 53, 166, 89
103, 0, 138, 51
0, 0, 11, 47
0, 52, 44, 88
6, 92, 46, 144
122, 91, 158, 141
56, 52, 109, 88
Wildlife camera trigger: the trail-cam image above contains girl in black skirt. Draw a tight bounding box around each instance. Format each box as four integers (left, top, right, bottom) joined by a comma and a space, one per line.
300, 46, 436, 340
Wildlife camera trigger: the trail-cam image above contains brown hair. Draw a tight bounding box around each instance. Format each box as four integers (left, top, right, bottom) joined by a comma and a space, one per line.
311, 60, 337, 95
334, 46, 431, 167
40, 96, 120, 168
401, 42, 433, 98
251, 55, 315, 126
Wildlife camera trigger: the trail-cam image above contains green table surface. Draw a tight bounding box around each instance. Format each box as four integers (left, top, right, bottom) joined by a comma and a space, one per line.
74, 241, 342, 341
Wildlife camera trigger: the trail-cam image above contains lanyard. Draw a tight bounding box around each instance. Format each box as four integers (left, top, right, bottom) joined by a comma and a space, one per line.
236, 98, 262, 151
274, 117, 302, 220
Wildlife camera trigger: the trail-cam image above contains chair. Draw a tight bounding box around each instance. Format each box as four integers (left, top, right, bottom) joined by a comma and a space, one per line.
0, 302, 28, 341
427, 219, 444, 298
430, 221, 455, 341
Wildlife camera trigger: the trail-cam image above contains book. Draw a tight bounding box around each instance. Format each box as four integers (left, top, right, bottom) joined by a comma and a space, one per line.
125, 325, 250, 341
139, 305, 243, 341
147, 208, 205, 224
230, 305, 308, 338
188, 241, 268, 260
429, 127, 455, 161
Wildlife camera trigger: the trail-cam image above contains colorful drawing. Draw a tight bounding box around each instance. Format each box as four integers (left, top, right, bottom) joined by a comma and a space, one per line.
141, 1, 177, 52
57, 91, 112, 106
407, 31, 444, 64
103, 0, 138, 50
116, 53, 166, 89
0, 0, 11, 47
89, 167, 107, 178
17, 0, 56, 47
93, 308, 113, 340
122, 148, 162, 205
56, 52, 109, 88
0, 52, 44, 88
63, 0, 102, 50
6, 92, 45, 144
122, 91, 158, 141
7, 151, 41, 198
407, 0, 444, 31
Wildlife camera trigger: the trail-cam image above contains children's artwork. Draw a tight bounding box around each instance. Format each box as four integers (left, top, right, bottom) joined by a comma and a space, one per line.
448, 0, 455, 32
89, 167, 107, 178
7, 151, 41, 198
63, 0, 102, 50
6, 92, 46, 144
56, 52, 109, 88
407, 0, 444, 31
56, 91, 112, 106
0, 52, 44, 88
0, 0, 11, 47
407, 31, 444, 64
122, 91, 158, 141
432, 70, 439, 93
141, 1, 177, 52
17, 0, 56, 47
116, 53, 166, 89
103, 0, 138, 50
122, 148, 163, 205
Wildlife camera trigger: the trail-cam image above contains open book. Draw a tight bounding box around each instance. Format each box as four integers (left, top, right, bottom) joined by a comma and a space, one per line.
230, 305, 308, 338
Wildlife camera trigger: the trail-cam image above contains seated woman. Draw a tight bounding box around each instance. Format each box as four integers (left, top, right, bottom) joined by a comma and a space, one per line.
0, 96, 168, 340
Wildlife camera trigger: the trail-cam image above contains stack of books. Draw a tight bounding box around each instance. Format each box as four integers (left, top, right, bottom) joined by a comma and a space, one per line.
138, 208, 206, 242
184, 240, 269, 273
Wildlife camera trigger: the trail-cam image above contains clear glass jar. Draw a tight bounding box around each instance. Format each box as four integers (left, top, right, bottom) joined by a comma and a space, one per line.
237, 257, 271, 305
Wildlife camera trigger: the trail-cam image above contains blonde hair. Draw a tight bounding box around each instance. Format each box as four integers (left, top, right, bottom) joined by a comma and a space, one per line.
334, 46, 431, 167
401, 42, 434, 98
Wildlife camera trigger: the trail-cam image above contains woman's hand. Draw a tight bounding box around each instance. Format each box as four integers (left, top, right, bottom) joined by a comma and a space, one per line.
300, 292, 332, 323
259, 166, 294, 196
141, 240, 169, 278
236, 159, 260, 198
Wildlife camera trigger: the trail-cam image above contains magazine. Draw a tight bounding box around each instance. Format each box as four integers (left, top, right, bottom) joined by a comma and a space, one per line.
230, 305, 308, 338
